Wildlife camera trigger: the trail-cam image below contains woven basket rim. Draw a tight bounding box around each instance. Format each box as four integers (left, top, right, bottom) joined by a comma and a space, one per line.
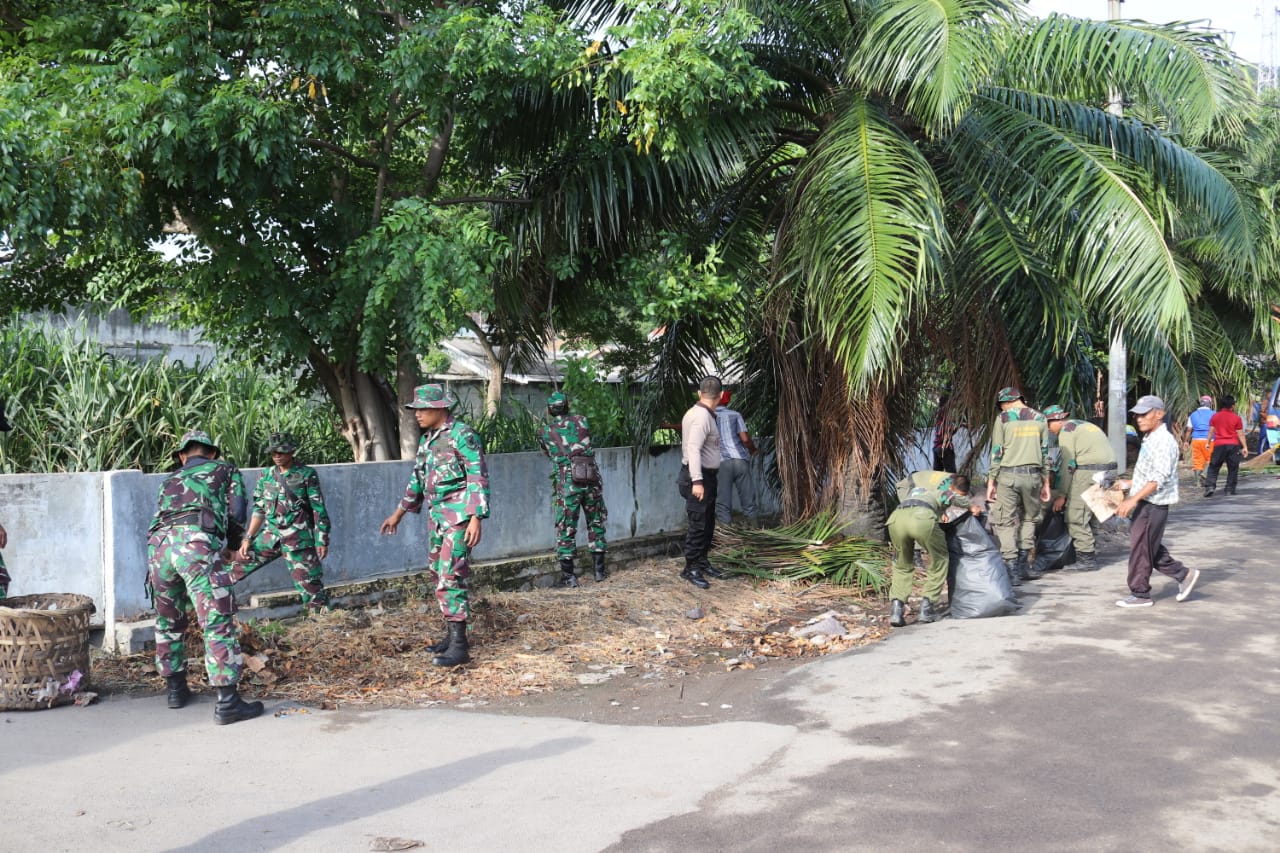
0, 593, 97, 617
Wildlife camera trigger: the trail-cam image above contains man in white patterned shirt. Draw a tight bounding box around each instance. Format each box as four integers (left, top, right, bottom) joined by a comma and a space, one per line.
1114, 395, 1200, 608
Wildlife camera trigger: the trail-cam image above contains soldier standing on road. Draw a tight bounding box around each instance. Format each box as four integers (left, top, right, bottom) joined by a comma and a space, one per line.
539, 392, 608, 587
147, 429, 263, 724
0, 398, 11, 599
229, 432, 332, 612
677, 376, 723, 589
380, 384, 489, 667
985, 387, 1051, 588
1044, 406, 1116, 571
887, 473, 975, 627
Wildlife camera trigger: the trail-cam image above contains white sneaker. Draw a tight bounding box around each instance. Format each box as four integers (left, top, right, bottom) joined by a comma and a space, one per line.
1176, 568, 1201, 602
1116, 595, 1154, 608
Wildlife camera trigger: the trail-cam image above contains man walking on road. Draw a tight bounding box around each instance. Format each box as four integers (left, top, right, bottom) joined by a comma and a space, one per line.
678, 376, 723, 589
1203, 395, 1249, 497
1115, 396, 1200, 608
714, 390, 759, 526
1182, 396, 1215, 487
986, 387, 1051, 588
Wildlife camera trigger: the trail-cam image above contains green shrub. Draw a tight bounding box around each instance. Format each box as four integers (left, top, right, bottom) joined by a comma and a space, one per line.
0, 320, 349, 473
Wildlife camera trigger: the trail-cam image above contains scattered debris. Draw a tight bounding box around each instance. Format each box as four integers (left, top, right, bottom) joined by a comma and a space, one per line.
91, 559, 890, 708
369, 837, 424, 851
72, 691, 98, 706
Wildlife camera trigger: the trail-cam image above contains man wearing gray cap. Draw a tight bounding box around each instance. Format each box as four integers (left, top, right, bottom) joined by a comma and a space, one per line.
1114, 395, 1200, 608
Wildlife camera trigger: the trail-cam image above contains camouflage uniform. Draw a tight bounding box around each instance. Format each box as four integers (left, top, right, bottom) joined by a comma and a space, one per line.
147, 433, 248, 687
887, 475, 965, 606
230, 460, 332, 609
540, 412, 607, 559
400, 414, 490, 622
988, 391, 1050, 561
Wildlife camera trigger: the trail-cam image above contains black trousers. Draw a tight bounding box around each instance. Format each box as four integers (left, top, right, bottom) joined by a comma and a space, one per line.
1126, 501, 1187, 598
1203, 444, 1241, 494
678, 465, 719, 566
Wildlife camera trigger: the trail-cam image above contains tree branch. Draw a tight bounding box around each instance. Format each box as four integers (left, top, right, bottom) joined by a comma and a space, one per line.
433, 195, 534, 207
304, 137, 380, 170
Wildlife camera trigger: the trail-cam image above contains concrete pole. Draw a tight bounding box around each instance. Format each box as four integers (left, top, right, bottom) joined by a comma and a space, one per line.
1106, 0, 1129, 470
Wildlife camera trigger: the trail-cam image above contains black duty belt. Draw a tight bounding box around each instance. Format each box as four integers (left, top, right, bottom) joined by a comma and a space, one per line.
1076, 462, 1118, 471
899, 500, 934, 510
1003, 465, 1042, 474
160, 511, 204, 526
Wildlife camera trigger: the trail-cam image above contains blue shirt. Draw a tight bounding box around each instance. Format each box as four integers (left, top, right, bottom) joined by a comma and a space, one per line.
715, 407, 750, 461
1186, 406, 1214, 439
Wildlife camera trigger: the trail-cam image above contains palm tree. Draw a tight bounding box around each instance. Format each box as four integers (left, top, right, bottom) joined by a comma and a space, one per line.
560, 0, 1270, 530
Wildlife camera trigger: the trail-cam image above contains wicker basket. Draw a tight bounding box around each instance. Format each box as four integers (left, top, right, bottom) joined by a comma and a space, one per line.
0, 593, 96, 711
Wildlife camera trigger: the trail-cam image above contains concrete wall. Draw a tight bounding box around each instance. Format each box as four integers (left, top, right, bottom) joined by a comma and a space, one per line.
0, 447, 777, 646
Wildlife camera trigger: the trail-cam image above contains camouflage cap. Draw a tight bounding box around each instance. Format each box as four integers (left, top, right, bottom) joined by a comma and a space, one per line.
996, 386, 1022, 403
546, 391, 569, 414
405, 383, 457, 410
173, 429, 219, 461
264, 431, 299, 454
1042, 405, 1070, 421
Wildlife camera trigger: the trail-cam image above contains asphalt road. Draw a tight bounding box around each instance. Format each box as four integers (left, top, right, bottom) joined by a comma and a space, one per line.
4, 475, 1277, 852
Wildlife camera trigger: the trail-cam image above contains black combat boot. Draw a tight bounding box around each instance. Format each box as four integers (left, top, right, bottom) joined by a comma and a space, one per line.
1073, 552, 1098, 571
699, 559, 726, 579
1016, 549, 1036, 580
165, 672, 191, 710
918, 598, 943, 624
214, 684, 264, 725
889, 599, 907, 627
1005, 558, 1023, 588
1021, 549, 1043, 580
680, 563, 710, 589
426, 628, 451, 654
592, 552, 609, 582
558, 557, 579, 588
432, 621, 470, 666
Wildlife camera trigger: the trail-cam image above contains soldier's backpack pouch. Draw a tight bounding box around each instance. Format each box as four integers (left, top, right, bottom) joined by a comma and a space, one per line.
946, 513, 1020, 619
570, 453, 601, 486
1031, 510, 1076, 574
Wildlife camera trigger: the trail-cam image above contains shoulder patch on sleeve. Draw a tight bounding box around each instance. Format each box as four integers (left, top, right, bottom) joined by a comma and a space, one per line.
1062, 421, 1078, 433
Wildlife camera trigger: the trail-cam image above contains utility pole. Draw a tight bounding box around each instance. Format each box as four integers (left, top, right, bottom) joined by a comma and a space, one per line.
1106, 0, 1129, 470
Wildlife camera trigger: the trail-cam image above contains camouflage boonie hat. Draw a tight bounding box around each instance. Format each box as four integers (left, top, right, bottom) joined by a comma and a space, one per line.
1042, 405, 1070, 421
172, 429, 219, 461
546, 391, 569, 413
996, 386, 1022, 403
404, 383, 457, 410
264, 431, 299, 454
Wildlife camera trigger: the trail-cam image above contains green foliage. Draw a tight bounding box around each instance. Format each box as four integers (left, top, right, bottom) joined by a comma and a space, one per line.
469, 404, 544, 455
0, 321, 348, 474
714, 513, 890, 594
559, 356, 632, 447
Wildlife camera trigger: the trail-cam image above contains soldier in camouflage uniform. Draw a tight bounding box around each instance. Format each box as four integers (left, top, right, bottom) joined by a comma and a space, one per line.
538, 391, 608, 587
985, 387, 1052, 588
1044, 405, 1116, 571
0, 398, 10, 599
147, 429, 263, 724
229, 432, 332, 611
887, 473, 975, 627
380, 384, 489, 667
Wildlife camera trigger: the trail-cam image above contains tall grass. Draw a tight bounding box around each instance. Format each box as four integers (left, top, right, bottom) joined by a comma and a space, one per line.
0, 321, 349, 473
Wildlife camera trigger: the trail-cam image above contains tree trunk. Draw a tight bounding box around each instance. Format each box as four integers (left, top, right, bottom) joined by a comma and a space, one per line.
308, 348, 400, 461
397, 346, 420, 459
463, 316, 507, 416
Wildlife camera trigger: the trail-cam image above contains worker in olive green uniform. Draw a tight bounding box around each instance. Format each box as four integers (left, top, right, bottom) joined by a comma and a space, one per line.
1044, 405, 1116, 571
895, 470, 955, 504
888, 473, 975, 627
985, 387, 1051, 587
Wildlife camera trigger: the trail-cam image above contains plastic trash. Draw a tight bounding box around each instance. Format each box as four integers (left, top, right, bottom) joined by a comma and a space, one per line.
1031, 510, 1076, 573
946, 514, 1020, 619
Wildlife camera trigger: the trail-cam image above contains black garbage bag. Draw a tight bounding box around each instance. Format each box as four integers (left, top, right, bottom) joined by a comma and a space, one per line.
945, 513, 1020, 619
1032, 510, 1076, 573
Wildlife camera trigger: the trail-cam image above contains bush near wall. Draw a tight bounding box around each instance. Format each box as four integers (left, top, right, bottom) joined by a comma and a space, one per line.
0, 321, 349, 473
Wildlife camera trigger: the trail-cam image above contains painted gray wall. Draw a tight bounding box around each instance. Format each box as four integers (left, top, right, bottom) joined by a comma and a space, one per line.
0, 447, 777, 647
